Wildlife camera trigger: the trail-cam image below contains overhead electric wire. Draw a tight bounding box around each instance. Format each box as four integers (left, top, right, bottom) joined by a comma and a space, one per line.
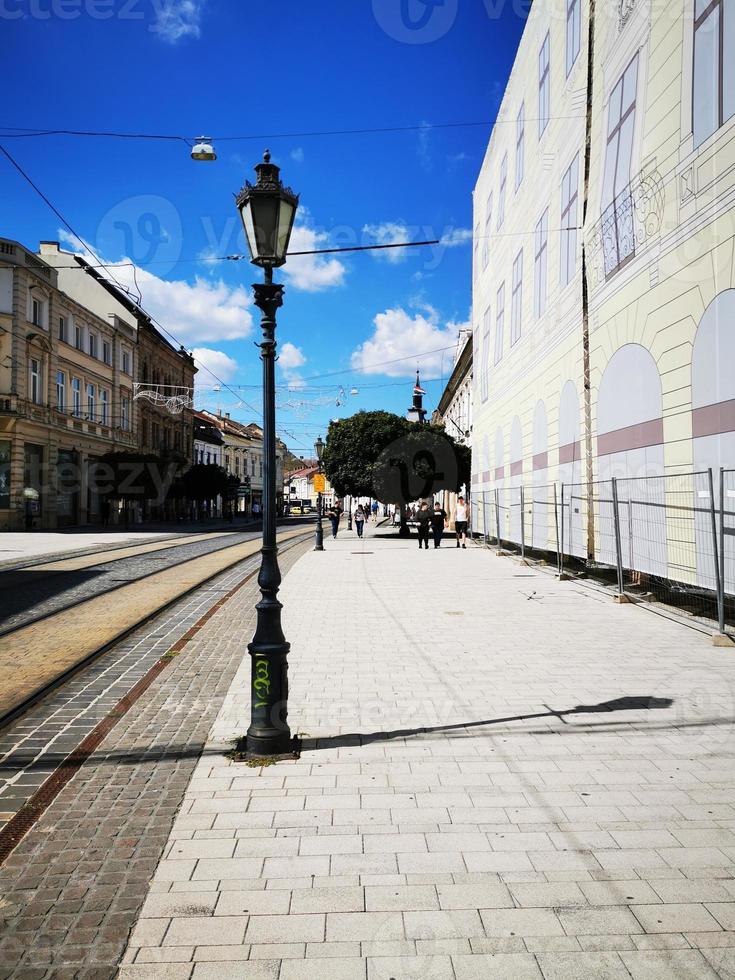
0, 114, 586, 143
0, 142, 262, 420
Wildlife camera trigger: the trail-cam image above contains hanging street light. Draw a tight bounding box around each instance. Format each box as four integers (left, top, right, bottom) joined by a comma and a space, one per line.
191, 137, 217, 161
235, 150, 299, 759
314, 435, 325, 552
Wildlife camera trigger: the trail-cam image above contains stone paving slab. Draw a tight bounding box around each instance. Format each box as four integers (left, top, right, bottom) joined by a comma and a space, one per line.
0, 534, 313, 978
120, 523, 735, 977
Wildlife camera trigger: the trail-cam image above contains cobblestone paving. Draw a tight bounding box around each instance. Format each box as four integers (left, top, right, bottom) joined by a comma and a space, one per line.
0, 529, 264, 634
122, 525, 735, 979
0, 536, 312, 979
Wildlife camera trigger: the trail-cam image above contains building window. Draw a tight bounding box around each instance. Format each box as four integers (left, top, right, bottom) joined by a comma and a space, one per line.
100, 389, 109, 426
482, 193, 493, 269
602, 55, 638, 276
497, 154, 508, 230
539, 32, 551, 137
72, 377, 81, 416
534, 208, 549, 319
75, 323, 83, 350
494, 283, 505, 365
86, 383, 95, 420
481, 305, 491, 403
693, 0, 734, 147
30, 295, 47, 329
121, 395, 130, 431
122, 349, 131, 375
473, 223, 481, 278
59, 316, 68, 343
516, 103, 525, 189
56, 370, 66, 412
103, 341, 111, 365
88, 333, 97, 359
560, 153, 580, 286
30, 358, 42, 404
567, 0, 581, 75
511, 249, 523, 346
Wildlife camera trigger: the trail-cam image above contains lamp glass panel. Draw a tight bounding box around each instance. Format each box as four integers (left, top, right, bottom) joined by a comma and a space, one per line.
277, 199, 297, 260
239, 201, 258, 262
252, 196, 280, 260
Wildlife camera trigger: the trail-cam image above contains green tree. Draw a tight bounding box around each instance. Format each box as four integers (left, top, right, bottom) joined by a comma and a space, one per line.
183, 463, 230, 503
322, 410, 471, 505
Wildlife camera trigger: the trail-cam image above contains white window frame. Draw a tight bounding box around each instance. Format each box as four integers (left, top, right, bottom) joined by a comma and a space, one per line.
482, 193, 493, 269
497, 154, 508, 230
121, 394, 130, 431
100, 389, 109, 425
88, 333, 98, 359
122, 349, 131, 375
72, 377, 81, 417
534, 208, 549, 319
566, 0, 581, 76
481, 305, 491, 403
515, 103, 525, 190
539, 33, 551, 138
560, 154, 580, 286
103, 340, 111, 366
601, 55, 638, 277
693, 0, 735, 148
56, 370, 66, 412
86, 382, 95, 420
58, 315, 68, 344
494, 283, 505, 365
30, 358, 42, 404
75, 323, 83, 350
511, 249, 523, 346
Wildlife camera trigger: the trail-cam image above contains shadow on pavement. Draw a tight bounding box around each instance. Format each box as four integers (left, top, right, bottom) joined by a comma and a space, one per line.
301, 695, 676, 751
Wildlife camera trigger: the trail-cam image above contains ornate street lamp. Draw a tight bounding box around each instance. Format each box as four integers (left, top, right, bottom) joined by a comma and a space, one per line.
235, 150, 299, 758
314, 435, 325, 552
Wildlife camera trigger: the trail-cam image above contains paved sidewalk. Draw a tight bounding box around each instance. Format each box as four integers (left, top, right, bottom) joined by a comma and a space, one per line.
116, 523, 735, 978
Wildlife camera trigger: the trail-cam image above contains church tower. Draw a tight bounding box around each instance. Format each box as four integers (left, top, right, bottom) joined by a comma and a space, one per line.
406, 371, 427, 424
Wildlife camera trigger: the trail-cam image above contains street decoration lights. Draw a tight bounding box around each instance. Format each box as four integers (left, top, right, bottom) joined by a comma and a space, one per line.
314, 435, 325, 552
235, 150, 299, 758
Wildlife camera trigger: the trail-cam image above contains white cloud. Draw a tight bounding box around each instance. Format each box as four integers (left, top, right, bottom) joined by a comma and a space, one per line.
290, 147, 305, 163
191, 347, 239, 384
58, 231, 255, 344
282, 223, 346, 293
362, 221, 410, 264
439, 227, 472, 247
278, 342, 306, 371
351, 307, 467, 379
150, 0, 204, 43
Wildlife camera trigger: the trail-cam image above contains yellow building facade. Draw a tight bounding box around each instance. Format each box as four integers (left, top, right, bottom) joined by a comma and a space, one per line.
472, 0, 734, 596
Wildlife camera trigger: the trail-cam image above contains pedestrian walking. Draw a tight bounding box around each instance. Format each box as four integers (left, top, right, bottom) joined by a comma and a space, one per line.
354, 504, 366, 538
430, 501, 448, 549
371, 500, 379, 523
454, 495, 469, 549
415, 501, 431, 550
327, 499, 342, 539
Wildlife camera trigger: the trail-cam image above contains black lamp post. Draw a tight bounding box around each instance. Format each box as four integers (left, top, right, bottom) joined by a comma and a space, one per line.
314, 435, 324, 552
235, 150, 299, 758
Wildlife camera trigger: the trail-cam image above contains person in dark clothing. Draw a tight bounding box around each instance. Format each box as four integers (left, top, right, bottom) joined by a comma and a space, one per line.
327, 500, 342, 539
430, 501, 448, 548
354, 504, 366, 538
415, 501, 431, 550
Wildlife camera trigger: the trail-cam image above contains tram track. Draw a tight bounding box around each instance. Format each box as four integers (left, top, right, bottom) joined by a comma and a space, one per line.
0, 530, 314, 863
0, 524, 314, 728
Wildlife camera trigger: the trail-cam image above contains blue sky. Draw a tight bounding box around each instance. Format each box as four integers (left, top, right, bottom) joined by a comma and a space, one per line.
2, 0, 527, 457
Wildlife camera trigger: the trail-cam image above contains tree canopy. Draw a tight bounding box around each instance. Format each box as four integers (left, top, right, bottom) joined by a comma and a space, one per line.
322, 411, 471, 505
182, 463, 231, 502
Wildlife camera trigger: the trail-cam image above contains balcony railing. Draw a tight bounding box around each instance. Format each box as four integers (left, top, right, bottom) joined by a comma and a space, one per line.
587, 167, 665, 288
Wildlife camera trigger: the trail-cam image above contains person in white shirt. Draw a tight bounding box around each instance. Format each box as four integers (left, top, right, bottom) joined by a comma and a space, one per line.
454, 496, 469, 549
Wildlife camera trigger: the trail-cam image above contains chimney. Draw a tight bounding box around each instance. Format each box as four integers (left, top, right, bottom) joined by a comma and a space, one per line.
225, 412, 230, 419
